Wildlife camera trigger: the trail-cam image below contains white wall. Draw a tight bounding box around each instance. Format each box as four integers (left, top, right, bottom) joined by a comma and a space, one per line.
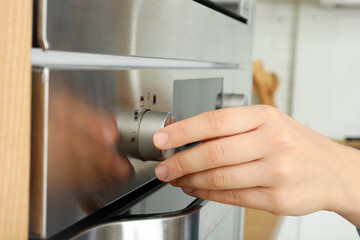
276, 212, 359, 240
292, 0, 360, 139
253, 0, 360, 239
253, 0, 299, 114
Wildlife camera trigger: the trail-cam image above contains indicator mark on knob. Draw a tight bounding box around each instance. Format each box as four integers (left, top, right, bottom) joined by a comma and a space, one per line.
131, 131, 136, 143
134, 110, 139, 121
140, 96, 144, 107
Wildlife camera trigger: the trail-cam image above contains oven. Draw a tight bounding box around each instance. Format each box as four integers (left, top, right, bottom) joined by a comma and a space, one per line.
30, 0, 256, 239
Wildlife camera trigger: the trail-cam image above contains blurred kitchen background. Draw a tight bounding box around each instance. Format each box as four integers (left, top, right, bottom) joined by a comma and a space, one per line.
217, 0, 360, 239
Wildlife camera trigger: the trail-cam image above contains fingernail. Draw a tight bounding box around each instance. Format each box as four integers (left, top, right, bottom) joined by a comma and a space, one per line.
182, 188, 194, 194
154, 132, 169, 147
155, 164, 169, 180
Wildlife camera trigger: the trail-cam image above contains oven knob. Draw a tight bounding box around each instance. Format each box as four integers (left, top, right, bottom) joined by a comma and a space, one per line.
216, 93, 248, 109
138, 110, 174, 161
117, 110, 174, 161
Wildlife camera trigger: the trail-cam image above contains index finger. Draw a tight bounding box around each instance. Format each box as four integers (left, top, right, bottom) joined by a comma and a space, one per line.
153, 105, 271, 150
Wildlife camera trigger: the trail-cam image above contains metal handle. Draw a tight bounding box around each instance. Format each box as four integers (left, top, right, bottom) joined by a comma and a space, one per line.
72, 200, 233, 240
239, 0, 252, 20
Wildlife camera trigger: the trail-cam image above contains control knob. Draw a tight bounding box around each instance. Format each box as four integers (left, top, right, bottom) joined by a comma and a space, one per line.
117, 110, 174, 161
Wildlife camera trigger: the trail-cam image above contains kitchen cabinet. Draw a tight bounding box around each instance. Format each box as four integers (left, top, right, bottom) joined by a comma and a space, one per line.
0, 0, 32, 239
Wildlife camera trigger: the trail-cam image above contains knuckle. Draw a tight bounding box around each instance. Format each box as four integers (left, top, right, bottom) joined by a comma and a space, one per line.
270, 129, 295, 149
262, 105, 280, 120
173, 157, 185, 175
176, 125, 187, 139
270, 162, 292, 181
224, 190, 240, 205
210, 169, 228, 189
207, 110, 226, 132
207, 142, 225, 165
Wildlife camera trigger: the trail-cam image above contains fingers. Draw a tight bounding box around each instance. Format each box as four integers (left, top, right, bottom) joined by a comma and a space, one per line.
155, 129, 269, 181
182, 187, 272, 211
154, 105, 271, 150
172, 160, 270, 190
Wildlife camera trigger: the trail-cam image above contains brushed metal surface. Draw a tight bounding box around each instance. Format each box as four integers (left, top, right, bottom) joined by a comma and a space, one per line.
36, 0, 255, 65
30, 68, 252, 239
73, 200, 233, 240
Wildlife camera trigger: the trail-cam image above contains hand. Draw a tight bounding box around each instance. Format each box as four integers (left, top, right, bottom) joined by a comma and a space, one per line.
153, 105, 360, 226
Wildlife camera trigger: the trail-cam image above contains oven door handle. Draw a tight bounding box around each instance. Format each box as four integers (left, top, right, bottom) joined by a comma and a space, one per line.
72, 199, 233, 240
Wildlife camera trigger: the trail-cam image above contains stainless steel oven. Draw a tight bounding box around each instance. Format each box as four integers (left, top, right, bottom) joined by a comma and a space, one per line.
30, 0, 256, 239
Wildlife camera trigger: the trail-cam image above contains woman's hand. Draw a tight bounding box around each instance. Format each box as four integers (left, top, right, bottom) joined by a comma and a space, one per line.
153, 105, 360, 226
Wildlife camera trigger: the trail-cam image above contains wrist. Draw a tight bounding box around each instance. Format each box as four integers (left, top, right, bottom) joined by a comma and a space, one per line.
328, 144, 360, 227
